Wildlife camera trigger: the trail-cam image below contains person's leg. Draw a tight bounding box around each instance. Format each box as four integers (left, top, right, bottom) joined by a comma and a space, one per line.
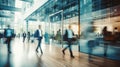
62, 45, 69, 55
39, 39, 43, 54
36, 39, 43, 53
68, 42, 74, 58
39, 46, 43, 54
36, 40, 40, 52
68, 39, 74, 58
7, 38, 11, 53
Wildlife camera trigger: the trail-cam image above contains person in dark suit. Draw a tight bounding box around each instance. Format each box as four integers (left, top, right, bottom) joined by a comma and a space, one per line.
62, 25, 75, 58
34, 25, 43, 54
27, 31, 30, 42
4, 25, 14, 53
22, 32, 26, 42
102, 26, 108, 57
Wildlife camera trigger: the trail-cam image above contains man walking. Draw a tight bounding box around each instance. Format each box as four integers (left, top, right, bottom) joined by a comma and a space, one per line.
4, 25, 14, 53
62, 25, 75, 58
34, 25, 43, 54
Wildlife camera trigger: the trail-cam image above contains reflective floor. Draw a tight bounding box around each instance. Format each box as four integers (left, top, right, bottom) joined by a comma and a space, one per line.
0, 38, 120, 67
79, 39, 120, 60
54, 39, 120, 60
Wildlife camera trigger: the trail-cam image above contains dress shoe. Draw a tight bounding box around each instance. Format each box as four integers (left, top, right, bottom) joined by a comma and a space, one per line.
71, 55, 75, 58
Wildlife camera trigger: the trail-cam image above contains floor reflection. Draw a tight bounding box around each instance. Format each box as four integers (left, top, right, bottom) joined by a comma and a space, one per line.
0, 38, 120, 67
4, 54, 11, 67
35, 53, 43, 67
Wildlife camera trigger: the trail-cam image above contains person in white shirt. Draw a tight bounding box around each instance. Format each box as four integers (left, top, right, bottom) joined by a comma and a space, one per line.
34, 25, 43, 54
62, 25, 75, 58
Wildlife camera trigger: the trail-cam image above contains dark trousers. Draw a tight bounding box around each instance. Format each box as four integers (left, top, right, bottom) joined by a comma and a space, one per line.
63, 38, 73, 56
6, 37, 12, 52
36, 38, 43, 53
23, 37, 26, 42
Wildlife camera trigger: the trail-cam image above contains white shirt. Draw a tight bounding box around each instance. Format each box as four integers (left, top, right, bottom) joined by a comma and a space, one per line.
39, 29, 42, 37
67, 29, 73, 38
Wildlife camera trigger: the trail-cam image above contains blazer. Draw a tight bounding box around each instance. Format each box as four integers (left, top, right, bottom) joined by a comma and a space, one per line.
34, 29, 43, 40
63, 29, 74, 41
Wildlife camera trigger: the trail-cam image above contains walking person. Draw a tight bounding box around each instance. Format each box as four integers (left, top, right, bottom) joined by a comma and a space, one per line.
55, 29, 61, 44
4, 25, 14, 53
22, 32, 26, 42
27, 31, 30, 42
44, 32, 49, 44
102, 26, 109, 57
62, 25, 75, 58
34, 25, 43, 54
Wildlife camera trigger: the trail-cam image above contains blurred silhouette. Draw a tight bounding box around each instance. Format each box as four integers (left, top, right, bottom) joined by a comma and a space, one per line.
22, 32, 26, 42
34, 25, 43, 54
55, 29, 61, 44
27, 32, 30, 42
87, 40, 97, 61
44, 32, 49, 44
62, 25, 75, 58
4, 25, 14, 53
102, 26, 109, 57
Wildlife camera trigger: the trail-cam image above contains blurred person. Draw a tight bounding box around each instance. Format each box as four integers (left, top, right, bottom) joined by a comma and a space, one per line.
87, 40, 98, 61
34, 25, 43, 54
4, 25, 14, 53
102, 26, 109, 57
62, 25, 75, 58
22, 32, 26, 42
44, 32, 49, 44
27, 31, 30, 42
55, 29, 61, 44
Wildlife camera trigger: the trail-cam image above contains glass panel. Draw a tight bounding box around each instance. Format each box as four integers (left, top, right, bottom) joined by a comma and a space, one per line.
80, 0, 120, 60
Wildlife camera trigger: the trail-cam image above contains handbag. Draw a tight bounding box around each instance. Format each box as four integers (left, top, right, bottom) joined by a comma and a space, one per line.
72, 37, 77, 41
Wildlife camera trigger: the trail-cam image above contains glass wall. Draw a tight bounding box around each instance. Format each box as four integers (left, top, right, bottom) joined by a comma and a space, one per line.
24, 0, 120, 60
80, 0, 120, 60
